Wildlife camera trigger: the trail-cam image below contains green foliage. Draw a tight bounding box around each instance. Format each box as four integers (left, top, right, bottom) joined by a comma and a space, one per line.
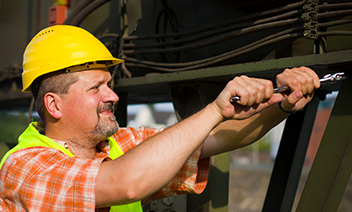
0, 111, 29, 145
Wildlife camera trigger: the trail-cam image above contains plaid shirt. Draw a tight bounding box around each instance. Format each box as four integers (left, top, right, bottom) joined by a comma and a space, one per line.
0, 125, 209, 211
112, 127, 209, 204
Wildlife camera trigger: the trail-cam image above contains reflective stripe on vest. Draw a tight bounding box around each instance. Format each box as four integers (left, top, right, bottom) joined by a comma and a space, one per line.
0, 122, 142, 212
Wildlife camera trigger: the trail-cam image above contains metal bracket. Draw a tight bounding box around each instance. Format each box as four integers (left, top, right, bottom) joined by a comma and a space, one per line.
302, 0, 319, 39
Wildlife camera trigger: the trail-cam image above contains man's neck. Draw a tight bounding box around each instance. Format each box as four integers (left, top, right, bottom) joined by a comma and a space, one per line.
44, 122, 107, 159
65, 140, 98, 159
45, 132, 100, 160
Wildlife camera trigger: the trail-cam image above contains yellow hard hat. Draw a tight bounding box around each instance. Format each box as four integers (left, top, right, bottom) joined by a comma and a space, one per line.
22, 25, 124, 92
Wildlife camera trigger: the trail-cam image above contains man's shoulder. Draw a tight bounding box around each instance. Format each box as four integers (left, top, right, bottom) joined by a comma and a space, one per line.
2, 146, 68, 171
1, 146, 101, 182
8, 146, 65, 159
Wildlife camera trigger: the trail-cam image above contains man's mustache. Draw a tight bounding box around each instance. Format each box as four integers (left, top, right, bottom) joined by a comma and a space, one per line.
97, 103, 116, 114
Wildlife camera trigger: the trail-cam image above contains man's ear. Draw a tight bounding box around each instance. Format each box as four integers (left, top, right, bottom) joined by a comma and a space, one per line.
44, 92, 62, 119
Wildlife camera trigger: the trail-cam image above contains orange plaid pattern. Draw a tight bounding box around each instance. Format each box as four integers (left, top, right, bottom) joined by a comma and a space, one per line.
0, 146, 110, 211
112, 127, 210, 204
0, 126, 209, 211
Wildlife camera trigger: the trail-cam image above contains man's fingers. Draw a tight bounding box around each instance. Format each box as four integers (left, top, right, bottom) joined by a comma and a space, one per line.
280, 90, 303, 112
231, 76, 273, 106
277, 66, 320, 95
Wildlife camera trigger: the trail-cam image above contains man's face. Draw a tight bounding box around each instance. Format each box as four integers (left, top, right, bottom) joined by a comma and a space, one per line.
59, 69, 119, 142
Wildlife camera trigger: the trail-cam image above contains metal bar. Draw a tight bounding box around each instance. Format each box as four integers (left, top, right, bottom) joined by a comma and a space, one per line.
262, 95, 320, 212
169, 82, 229, 212
114, 92, 128, 127
115, 49, 352, 89
296, 77, 352, 212
208, 152, 230, 212
198, 83, 229, 212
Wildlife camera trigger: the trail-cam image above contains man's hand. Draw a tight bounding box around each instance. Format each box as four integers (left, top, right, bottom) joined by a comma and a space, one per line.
201, 66, 320, 159
214, 75, 283, 120
276, 66, 320, 113
213, 66, 320, 120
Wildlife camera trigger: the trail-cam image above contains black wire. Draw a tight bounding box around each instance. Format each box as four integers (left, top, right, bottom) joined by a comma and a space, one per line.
124, 32, 303, 72
317, 10, 352, 21
318, 18, 352, 28
98, 33, 119, 40
124, 27, 305, 68
318, 3, 352, 11
63, 0, 94, 25
123, 18, 304, 55
69, 0, 112, 26
318, 31, 352, 37
61, 0, 351, 74
124, 9, 304, 49
320, 0, 352, 3
124, 1, 305, 41
154, 0, 181, 62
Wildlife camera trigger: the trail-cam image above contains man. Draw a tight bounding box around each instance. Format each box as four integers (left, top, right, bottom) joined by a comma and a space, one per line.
0, 25, 320, 211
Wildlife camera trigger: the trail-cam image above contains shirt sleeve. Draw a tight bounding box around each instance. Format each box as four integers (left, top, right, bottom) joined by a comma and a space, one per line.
112, 127, 210, 204
0, 147, 109, 212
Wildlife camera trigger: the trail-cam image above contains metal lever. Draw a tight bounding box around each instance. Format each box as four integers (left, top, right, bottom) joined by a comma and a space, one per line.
230, 72, 345, 102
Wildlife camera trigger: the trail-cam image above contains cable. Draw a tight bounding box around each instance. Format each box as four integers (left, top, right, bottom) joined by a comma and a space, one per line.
318, 18, 352, 28
155, 0, 180, 62
123, 9, 304, 49
318, 31, 352, 37
69, 0, 112, 26
321, 0, 352, 3
98, 33, 119, 40
123, 18, 304, 55
124, 32, 303, 72
61, 0, 351, 75
121, 3, 351, 73
318, 3, 352, 11
63, 0, 94, 25
317, 9, 352, 21
124, 26, 304, 68
123, 1, 305, 41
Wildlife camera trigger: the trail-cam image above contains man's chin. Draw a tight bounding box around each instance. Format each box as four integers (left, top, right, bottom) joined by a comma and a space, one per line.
91, 120, 119, 140
105, 121, 119, 136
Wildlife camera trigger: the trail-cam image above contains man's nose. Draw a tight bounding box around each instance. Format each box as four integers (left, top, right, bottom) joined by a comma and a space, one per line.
104, 87, 119, 103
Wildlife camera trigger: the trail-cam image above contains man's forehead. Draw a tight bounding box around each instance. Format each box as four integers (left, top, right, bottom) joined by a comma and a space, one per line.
78, 68, 111, 76
77, 68, 112, 79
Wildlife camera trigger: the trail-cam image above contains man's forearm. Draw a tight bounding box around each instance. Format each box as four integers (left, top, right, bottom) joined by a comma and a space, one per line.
200, 103, 289, 159
96, 102, 223, 207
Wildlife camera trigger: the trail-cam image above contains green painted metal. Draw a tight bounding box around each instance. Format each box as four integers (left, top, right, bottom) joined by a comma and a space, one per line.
296, 77, 352, 212
115, 92, 128, 127
197, 83, 230, 212
262, 95, 320, 212
115, 49, 352, 91
208, 153, 230, 212
169, 82, 229, 212
186, 153, 230, 212
125, 0, 142, 35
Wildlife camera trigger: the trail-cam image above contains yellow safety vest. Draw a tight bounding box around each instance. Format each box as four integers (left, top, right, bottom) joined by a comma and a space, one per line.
0, 122, 142, 212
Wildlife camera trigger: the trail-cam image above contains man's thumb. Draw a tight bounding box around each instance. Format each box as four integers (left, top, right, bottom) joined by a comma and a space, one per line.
281, 90, 303, 111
